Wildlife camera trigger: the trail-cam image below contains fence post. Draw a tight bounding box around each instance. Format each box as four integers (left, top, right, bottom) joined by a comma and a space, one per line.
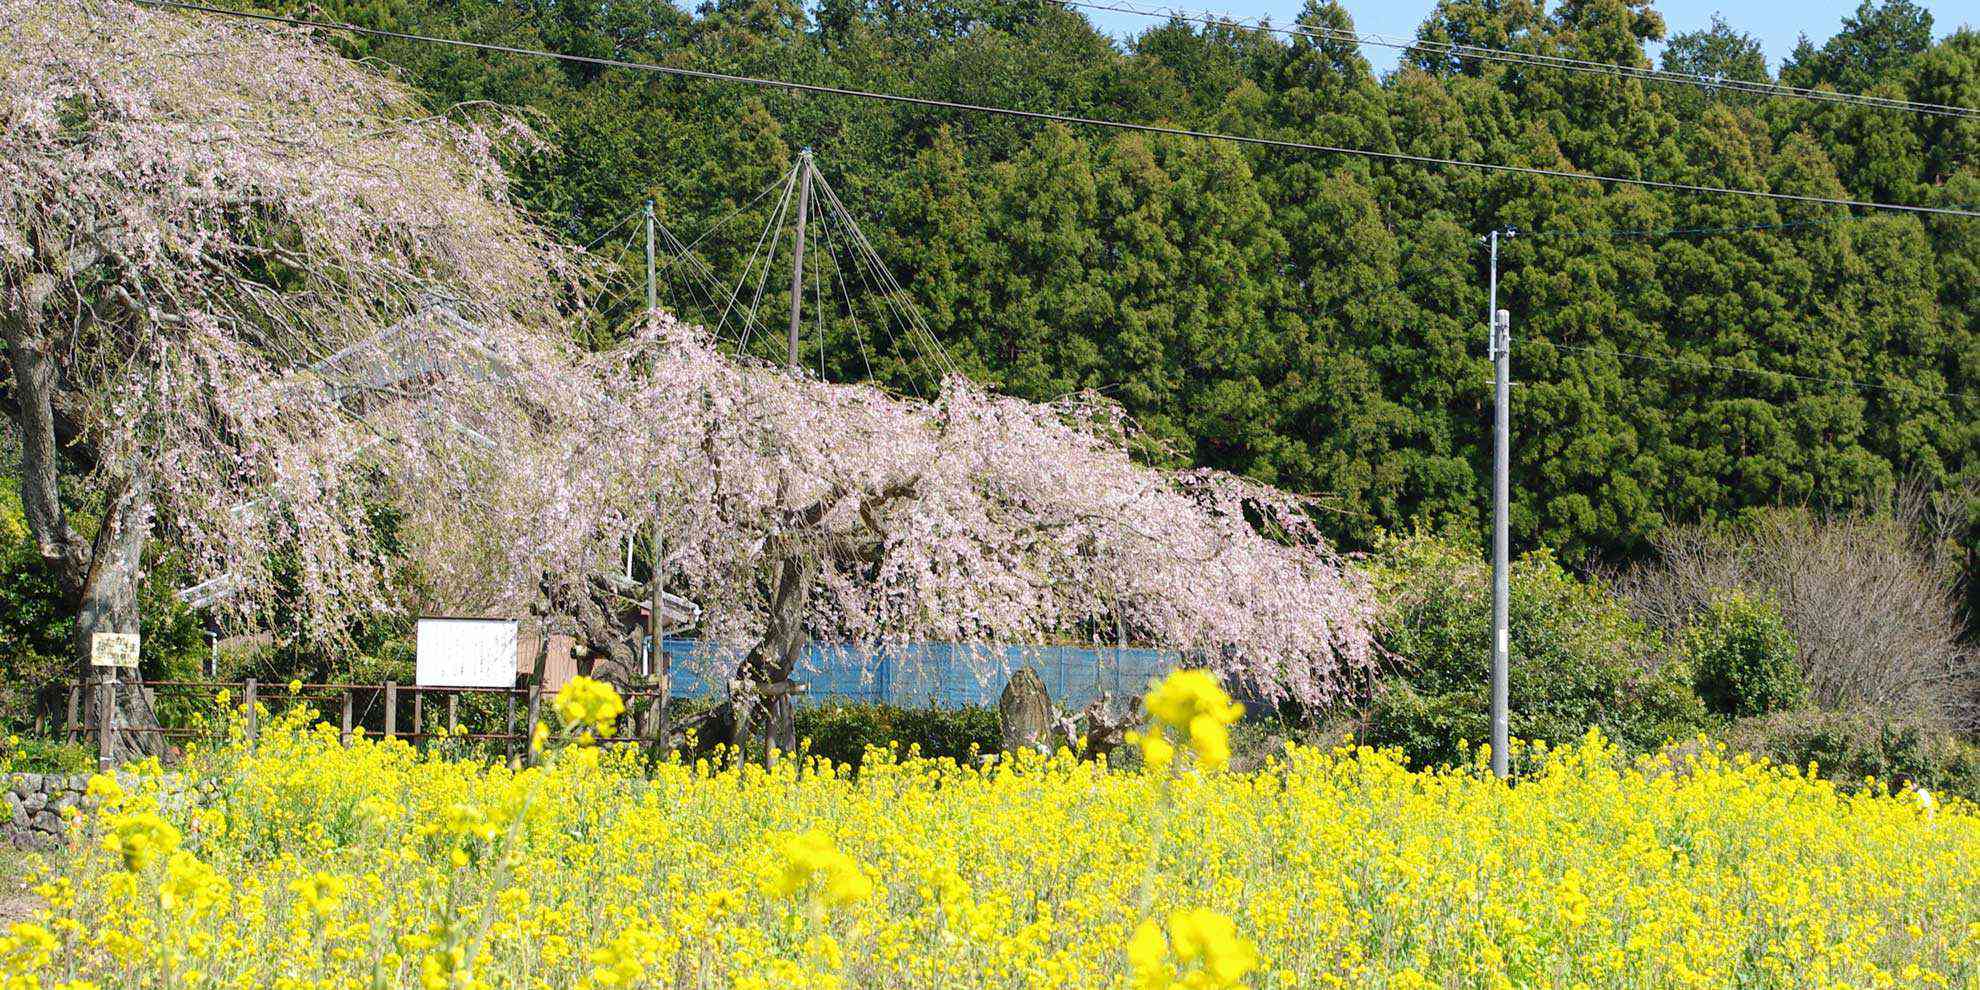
412, 690, 424, 743
243, 677, 259, 744
446, 693, 458, 739
65, 684, 81, 745
340, 688, 354, 746
384, 681, 398, 740
653, 640, 672, 762
523, 683, 542, 766
96, 677, 115, 772
503, 689, 517, 763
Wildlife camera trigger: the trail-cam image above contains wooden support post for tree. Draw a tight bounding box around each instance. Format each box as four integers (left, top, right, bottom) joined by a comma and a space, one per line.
524, 683, 543, 766
761, 702, 774, 771
243, 677, 259, 744
65, 685, 81, 745
650, 493, 670, 761
384, 681, 398, 740
412, 689, 424, 744
340, 689, 353, 746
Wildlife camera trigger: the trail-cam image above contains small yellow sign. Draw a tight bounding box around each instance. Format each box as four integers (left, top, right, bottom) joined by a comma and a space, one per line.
90, 632, 140, 669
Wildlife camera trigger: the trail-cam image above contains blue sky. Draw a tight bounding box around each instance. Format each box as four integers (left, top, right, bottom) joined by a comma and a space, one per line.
1079, 1, 1974, 75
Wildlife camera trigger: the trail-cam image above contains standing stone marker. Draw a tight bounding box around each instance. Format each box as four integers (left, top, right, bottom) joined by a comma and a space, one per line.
998, 668, 1054, 756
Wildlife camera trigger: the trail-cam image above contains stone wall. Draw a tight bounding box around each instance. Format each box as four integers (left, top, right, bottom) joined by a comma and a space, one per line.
4, 772, 208, 851
3, 773, 91, 850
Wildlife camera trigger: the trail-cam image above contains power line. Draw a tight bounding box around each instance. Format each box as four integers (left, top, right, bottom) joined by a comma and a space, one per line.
135, 0, 1980, 220
1528, 338, 1977, 403
1514, 216, 1876, 240
578, 209, 642, 252
1056, 0, 1980, 120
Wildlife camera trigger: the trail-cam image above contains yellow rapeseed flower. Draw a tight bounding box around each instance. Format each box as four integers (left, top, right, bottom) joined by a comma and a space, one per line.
1136, 669, 1244, 771
100, 809, 181, 872
29, 695, 1978, 990
286, 871, 346, 916
553, 676, 625, 740
765, 829, 872, 908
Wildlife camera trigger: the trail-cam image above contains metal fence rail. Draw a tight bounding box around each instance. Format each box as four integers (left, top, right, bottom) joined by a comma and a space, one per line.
60, 679, 668, 760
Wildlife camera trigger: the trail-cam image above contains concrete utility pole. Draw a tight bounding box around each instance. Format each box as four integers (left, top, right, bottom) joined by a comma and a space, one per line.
786, 149, 813, 369
1487, 229, 1513, 779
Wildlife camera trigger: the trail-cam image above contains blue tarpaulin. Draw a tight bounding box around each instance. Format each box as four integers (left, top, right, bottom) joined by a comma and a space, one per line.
655, 638, 1181, 709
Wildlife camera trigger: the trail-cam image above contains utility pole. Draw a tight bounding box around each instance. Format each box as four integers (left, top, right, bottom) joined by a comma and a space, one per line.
643, 199, 657, 333
786, 148, 813, 369
641, 199, 672, 757
1487, 229, 1513, 779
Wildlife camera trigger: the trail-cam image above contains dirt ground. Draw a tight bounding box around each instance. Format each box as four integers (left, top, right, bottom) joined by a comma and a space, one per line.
0, 844, 48, 924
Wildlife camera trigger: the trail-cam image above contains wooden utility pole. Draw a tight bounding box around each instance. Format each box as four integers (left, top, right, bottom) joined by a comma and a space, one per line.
644, 199, 657, 333
786, 149, 812, 369
641, 196, 674, 760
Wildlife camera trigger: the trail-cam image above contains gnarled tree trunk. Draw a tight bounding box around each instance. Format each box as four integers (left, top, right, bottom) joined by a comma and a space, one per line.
725, 540, 816, 765
3, 296, 166, 764
76, 474, 167, 764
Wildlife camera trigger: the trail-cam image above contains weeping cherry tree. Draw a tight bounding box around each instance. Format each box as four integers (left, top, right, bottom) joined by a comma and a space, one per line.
0, 0, 583, 757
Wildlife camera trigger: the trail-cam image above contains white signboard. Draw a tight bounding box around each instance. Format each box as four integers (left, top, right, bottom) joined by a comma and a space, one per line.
90, 632, 140, 669
416, 618, 519, 687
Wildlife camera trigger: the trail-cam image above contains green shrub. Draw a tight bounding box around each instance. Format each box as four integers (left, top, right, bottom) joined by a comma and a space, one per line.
1686, 592, 1805, 718
795, 703, 1001, 768
1723, 709, 1980, 804
0, 736, 95, 774
1365, 533, 1706, 768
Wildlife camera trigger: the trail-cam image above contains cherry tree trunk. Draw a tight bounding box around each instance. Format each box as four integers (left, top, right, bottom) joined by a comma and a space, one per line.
3, 303, 166, 764
726, 543, 816, 762
76, 475, 168, 764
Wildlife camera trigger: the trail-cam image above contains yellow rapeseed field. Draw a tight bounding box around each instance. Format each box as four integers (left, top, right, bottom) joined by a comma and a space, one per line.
3, 673, 1975, 990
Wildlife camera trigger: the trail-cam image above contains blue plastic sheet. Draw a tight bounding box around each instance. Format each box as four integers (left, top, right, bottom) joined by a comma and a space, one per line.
655, 638, 1181, 709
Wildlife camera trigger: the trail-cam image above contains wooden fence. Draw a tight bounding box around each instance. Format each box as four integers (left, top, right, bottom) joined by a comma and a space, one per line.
52, 678, 688, 763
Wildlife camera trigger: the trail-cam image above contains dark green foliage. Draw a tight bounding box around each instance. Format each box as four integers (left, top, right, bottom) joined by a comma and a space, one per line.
0, 497, 73, 727
1364, 534, 1706, 767
1781, 1, 1935, 94
1687, 593, 1807, 718
1661, 15, 1769, 85
1725, 709, 1980, 803
0, 737, 95, 774
794, 703, 1001, 768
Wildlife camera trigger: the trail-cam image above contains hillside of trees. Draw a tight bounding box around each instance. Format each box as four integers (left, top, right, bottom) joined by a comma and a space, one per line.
236, 0, 1978, 569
